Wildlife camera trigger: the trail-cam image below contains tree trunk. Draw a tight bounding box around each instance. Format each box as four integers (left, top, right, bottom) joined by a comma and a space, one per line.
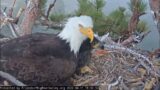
128, 0, 139, 35
20, 0, 40, 36
128, 0, 145, 35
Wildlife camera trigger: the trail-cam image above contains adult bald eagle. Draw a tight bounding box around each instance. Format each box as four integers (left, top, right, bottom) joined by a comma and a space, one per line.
0, 16, 94, 86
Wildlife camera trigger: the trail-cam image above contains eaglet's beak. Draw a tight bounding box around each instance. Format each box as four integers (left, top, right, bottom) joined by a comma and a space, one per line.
79, 25, 94, 43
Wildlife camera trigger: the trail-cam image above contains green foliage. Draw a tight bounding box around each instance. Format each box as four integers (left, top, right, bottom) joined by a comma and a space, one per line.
105, 7, 129, 38
93, 0, 105, 11
76, 0, 104, 18
137, 21, 148, 33
49, 13, 73, 22
76, 0, 106, 34
128, 0, 147, 13
76, 0, 94, 16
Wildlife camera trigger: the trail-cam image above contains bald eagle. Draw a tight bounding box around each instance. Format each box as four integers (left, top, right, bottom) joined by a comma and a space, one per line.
0, 16, 94, 86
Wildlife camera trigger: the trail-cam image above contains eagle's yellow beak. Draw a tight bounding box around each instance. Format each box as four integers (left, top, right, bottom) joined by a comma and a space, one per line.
79, 25, 94, 43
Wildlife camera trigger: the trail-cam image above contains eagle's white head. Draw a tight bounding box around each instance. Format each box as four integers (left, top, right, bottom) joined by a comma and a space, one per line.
58, 15, 94, 54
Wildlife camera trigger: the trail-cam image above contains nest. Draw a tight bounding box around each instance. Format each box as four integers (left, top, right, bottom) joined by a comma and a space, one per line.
73, 49, 160, 90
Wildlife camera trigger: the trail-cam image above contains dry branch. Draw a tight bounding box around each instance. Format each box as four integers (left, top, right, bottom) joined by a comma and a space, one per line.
75, 75, 99, 86
0, 71, 26, 86
8, 0, 16, 17
39, 19, 64, 29
14, 8, 25, 24
0, 38, 10, 43
121, 30, 151, 46
46, 0, 57, 19
108, 76, 122, 90
0, 9, 19, 38
1, 8, 24, 25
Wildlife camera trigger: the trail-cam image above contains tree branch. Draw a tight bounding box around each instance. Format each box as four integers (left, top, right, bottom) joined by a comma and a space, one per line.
37, 19, 64, 29
128, 0, 146, 35
0, 38, 10, 43
0, 9, 19, 38
14, 8, 25, 24
8, 0, 17, 17
46, 0, 57, 19
0, 71, 26, 86
108, 76, 122, 90
121, 30, 151, 46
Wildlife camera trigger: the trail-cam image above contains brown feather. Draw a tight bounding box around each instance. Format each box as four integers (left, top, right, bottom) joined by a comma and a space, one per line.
0, 33, 92, 86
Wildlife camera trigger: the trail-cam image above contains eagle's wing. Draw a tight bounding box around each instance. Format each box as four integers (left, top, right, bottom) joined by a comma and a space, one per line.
1, 33, 71, 59
0, 33, 76, 86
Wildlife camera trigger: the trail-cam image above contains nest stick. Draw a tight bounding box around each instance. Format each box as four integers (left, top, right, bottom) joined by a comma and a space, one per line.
0, 71, 26, 86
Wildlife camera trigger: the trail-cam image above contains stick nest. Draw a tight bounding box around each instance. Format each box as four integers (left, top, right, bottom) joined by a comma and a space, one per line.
73, 49, 160, 90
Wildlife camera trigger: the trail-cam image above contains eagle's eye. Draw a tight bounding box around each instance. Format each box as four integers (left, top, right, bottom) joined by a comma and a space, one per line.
79, 24, 94, 42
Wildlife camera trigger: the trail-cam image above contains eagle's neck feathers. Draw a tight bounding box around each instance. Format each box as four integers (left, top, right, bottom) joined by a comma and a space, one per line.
58, 16, 93, 55
58, 19, 87, 55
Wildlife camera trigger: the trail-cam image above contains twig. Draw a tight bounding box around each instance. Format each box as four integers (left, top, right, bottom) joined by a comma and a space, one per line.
120, 79, 129, 90
1, 9, 19, 38
0, 71, 26, 86
0, 38, 10, 43
108, 76, 122, 90
75, 75, 99, 86
46, 0, 57, 19
14, 8, 25, 24
38, 19, 64, 29
8, 0, 16, 17
0, 8, 24, 25
121, 30, 151, 46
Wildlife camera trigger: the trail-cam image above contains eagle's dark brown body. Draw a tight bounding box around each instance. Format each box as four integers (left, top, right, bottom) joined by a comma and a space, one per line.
0, 33, 92, 86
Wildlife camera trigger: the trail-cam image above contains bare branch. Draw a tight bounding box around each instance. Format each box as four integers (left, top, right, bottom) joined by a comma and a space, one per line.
0, 38, 10, 43
14, 8, 25, 24
121, 30, 151, 46
0, 71, 26, 86
46, 0, 57, 19
0, 9, 19, 38
76, 75, 99, 86
1, 8, 24, 25
121, 35, 135, 46
38, 19, 64, 29
108, 76, 122, 90
8, 0, 17, 17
